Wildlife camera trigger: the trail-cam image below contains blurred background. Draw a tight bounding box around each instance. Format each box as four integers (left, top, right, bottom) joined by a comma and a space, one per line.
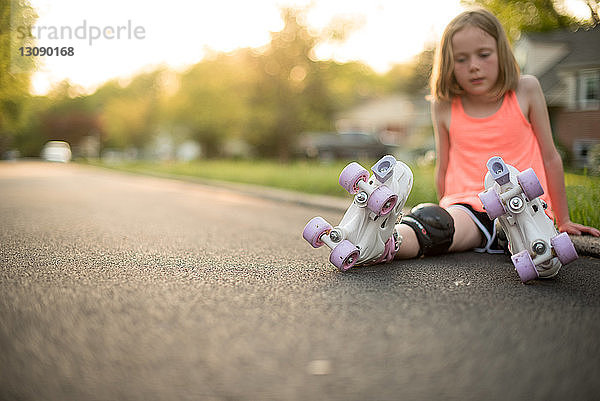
1, 0, 599, 170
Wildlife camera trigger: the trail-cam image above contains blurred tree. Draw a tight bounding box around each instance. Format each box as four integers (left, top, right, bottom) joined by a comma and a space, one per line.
12, 5, 449, 160
385, 49, 435, 95
248, 7, 386, 160
34, 81, 102, 155
461, 0, 579, 40
0, 0, 37, 157
13, 95, 49, 156
164, 52, 255, 158
585, 0, 599, 24
247, 7, 322, 160
319, 61, 387, 109
98, 70, 163, 150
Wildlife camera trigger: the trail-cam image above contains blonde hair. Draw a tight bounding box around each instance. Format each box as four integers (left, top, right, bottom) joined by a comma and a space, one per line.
430, 9, 520, 101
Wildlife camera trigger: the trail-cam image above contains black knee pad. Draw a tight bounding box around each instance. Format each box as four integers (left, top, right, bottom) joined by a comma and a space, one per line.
400, 203, 455, 257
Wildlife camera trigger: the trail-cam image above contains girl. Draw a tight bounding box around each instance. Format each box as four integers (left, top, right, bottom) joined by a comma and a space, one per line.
393, 8, 599, 260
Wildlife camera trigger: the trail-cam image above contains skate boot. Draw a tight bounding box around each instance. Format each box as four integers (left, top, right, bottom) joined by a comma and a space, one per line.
302, 155, 413, 271
478, 156, 578, 283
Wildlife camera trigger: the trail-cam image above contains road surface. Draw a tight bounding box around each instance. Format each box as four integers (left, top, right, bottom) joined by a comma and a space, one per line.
1, 161, 599, 401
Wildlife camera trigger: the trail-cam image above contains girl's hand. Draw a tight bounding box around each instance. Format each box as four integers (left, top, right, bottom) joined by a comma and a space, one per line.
558, 220, 600, 237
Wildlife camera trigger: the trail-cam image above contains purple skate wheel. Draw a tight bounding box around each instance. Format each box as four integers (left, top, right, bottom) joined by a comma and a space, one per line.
367, 185, 398, 216
517, 168, 544, 200
329, 240, 360, 271
478, 189, 505, 219
551, 232, 578, 265
512, 250, 539, 283
302, 217, 332, 248
339, 162, 370, 194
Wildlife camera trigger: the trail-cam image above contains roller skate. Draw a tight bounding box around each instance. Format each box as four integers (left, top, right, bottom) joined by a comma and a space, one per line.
478, 156, 577, 283
302, 155, 413, 271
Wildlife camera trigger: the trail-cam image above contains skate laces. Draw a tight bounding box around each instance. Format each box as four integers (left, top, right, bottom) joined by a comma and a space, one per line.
372, 235, 398, 265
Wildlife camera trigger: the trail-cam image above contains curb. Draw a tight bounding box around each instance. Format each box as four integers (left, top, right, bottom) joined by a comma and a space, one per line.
570, 235, 600, 258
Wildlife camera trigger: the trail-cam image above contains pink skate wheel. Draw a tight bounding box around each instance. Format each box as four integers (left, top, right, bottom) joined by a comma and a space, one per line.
302, 217, 332, 248
512, 250, 539, 283
478, 189, 505, 219
329, 240, 360, 271
517, 168, 544, 200
339, 162, 370, 194
551, 232, 578, 265
367, 185, 398, 216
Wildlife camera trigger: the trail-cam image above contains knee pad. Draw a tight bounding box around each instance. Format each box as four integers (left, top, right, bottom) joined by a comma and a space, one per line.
400, 203, 455, 257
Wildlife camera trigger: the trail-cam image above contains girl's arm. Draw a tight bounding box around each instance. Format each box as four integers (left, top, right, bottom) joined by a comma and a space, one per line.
523, 75, 600, 236
432, 100, 451, 200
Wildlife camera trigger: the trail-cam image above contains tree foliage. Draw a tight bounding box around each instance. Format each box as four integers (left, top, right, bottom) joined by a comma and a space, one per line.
585, 0, 600, 24
166, 52, 256, 157
14, 3, 595, 160
21, 7, 390, 160
0, 0, 37, 156
247, 8, 330, 159
461, 0, 581, 40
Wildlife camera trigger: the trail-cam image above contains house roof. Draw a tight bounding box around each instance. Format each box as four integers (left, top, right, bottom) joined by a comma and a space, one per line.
519, 26, 600, 96
523, 25, 600, 97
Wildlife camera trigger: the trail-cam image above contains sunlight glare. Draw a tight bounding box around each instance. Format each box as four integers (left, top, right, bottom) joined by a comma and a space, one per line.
25, 0, 591, 95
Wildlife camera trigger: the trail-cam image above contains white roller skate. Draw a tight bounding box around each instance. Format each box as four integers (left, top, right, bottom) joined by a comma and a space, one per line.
478, 156, 578, 283
302, 155, 413, 271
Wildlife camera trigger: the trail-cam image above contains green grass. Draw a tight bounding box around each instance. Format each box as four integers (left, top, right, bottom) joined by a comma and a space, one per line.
87, 159, 599, 228
565, 172, 600, 229
89, 159, 438, 204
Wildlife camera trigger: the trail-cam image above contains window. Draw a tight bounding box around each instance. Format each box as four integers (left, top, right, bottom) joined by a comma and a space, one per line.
573, 139, 600, 169
578, 69, 600, 110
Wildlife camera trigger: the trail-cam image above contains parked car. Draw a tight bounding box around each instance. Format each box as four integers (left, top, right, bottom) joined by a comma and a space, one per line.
296, 132, 394, 161
41, 141, 71, 163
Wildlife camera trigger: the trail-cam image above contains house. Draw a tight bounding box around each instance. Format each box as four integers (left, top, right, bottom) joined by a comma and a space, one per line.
515, 26, 600, 168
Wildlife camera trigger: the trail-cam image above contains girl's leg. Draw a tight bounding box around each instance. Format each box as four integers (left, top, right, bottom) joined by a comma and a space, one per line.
394, 224, 420, 259
447, 207, 484, 252
394, 206, 484, 259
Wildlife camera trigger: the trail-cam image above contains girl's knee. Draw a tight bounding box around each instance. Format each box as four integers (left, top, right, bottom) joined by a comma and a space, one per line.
399, 204, 455, 257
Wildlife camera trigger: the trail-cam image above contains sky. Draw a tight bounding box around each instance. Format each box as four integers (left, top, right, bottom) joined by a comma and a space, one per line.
18, 0, 592, 95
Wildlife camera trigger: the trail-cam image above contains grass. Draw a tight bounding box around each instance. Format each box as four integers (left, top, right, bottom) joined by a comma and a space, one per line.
565, 172, 600, 229
87, 159, 599, 229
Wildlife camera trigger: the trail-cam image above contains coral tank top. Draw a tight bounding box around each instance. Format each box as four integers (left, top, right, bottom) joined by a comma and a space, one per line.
440, 91, 553, 218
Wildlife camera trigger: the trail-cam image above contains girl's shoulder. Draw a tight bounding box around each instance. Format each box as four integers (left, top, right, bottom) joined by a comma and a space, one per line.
515, 75, 544, 118
515, 75, 543, 98
431, 98, 452, 130
432, 98, 452, 113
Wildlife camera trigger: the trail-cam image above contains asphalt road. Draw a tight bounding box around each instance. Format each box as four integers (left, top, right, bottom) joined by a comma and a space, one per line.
1, 161, 599, 401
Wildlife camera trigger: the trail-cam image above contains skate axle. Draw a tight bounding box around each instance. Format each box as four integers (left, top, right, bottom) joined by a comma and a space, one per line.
354, 191, 368, 207
319, 233, 338, 250
357, 180, 375, 196
329, 229, 343, 243
498, 185, 522, 204
532, 241, 547, 255
508, 196, 525, 213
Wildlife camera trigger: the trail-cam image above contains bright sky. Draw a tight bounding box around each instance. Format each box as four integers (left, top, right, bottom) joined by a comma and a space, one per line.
22, 0, 591, 95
